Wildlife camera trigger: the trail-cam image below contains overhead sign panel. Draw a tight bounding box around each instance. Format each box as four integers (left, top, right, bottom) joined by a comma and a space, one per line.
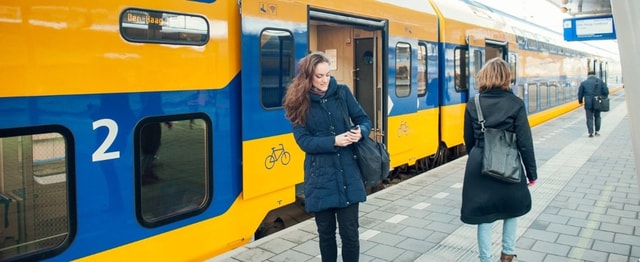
563, 15, 616, 41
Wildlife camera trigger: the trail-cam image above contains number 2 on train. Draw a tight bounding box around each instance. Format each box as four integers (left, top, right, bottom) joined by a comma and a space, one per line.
92, 118, 121, 162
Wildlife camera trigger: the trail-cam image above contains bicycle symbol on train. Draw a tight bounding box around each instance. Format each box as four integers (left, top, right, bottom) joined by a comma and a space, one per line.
264, 144, 291, 169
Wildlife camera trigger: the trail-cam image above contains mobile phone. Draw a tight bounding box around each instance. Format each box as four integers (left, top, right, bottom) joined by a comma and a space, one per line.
351, 125, 359, 131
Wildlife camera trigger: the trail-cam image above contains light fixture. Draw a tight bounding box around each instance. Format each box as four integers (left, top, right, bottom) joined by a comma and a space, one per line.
560, 6, 569, 13
561, 0, 569, 4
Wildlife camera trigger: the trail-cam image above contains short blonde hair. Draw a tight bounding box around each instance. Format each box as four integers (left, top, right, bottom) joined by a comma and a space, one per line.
476, 57, 511, 92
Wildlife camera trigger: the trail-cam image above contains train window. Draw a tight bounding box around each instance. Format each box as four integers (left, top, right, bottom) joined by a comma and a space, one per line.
395, 42, 411, 97
525, 31, 538, 50
260, 29, 294, 108
417, 43, 427, 97
135, 116, 211, 227
512, 28, 526, 47
550, 82, 558, 106
120, 9, 209, 45
527, 83, 538, 113
539, 82, 549, 110
454, 47, 469, 92
526, 38, 538, 50
0, 126, 73, 261
516, 84, 525, 100
515, 35, 526, 46
539, 41, 549, 52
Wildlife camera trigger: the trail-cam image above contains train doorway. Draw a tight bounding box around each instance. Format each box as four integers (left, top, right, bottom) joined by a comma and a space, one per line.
309, 10, 387, 142
485, 40, 507, 61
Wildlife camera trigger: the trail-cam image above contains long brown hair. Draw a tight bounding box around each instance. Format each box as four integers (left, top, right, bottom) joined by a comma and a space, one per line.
283, 52, 330, 126
476, 57, 511, 92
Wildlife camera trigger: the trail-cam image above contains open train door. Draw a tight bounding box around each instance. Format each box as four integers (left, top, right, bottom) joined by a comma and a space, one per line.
239, 1, 309, 200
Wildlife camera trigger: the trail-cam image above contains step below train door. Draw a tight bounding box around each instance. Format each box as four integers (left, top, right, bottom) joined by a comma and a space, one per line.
308, 10, 387, 144
240, 0, 308, 201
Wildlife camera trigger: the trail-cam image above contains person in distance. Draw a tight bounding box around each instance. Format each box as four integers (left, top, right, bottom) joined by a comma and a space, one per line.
578, 70, 609, 137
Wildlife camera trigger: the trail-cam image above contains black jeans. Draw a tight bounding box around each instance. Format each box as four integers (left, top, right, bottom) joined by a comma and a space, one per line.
585, 108, 602, 135
314, 203, 360, 262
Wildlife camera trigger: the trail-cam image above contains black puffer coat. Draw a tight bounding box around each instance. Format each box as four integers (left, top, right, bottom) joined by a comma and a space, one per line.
461, 89, 538, 224
292, 77, 372, 213
578, 75, 609, 110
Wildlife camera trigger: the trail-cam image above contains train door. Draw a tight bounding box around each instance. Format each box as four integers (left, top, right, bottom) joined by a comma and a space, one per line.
355, 39, 376, 133
309, 11, 387, 142
354, 36, 384, 142
239, 1, 309, 200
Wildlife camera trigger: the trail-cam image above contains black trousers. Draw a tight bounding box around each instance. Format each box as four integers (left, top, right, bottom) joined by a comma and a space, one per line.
314, 203, 360, 262
585, 108, 602, 135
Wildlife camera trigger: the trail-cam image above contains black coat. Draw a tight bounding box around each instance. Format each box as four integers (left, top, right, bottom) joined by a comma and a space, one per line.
578, 75, 609, 110
461, 89, 537, 224
292, 77, 372, 213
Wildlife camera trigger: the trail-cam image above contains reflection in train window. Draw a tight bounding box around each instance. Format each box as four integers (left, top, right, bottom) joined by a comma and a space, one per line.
260, 29, 294, 108
0, 127, 72, 260
395, 42, 411, 97
135, 117, 210, 227
417, 43, 427, 97
527, 83, 538, 113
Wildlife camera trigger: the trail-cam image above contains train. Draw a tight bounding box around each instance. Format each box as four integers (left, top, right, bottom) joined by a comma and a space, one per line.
0, 0, 622, 261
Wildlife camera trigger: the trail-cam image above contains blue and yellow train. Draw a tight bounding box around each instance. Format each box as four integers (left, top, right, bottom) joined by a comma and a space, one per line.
0, 0, 622, 261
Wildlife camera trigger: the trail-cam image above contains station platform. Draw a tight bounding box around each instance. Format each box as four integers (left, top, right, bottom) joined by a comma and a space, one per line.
209, 89, 639, 262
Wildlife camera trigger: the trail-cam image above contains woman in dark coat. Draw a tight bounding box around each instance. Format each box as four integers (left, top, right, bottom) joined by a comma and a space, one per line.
283, 52, 372, 262
461, 57, 538, 262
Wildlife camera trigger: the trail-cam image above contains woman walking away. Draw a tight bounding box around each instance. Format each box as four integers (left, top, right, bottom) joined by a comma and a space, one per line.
461, 57, 538, 262
283, 52, 372, 262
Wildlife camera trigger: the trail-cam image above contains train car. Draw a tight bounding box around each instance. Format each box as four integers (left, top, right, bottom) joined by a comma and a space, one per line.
0, 0, 251, 261
0, 0, 622, 261
425, 0, 622, 168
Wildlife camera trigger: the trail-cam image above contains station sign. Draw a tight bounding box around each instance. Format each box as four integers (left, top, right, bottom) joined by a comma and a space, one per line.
563, 15, 616, 41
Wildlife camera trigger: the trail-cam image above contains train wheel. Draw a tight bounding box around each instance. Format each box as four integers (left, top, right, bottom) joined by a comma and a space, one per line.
433, 143, 447, 167
415, 158, 429, 173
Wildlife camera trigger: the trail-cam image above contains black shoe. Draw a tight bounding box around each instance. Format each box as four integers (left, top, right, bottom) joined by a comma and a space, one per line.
595, 132, 600, 136
589, 134, 593, 138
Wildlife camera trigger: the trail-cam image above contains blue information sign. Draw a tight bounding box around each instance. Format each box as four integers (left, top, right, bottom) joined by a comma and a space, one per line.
563, 15, 616, 41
